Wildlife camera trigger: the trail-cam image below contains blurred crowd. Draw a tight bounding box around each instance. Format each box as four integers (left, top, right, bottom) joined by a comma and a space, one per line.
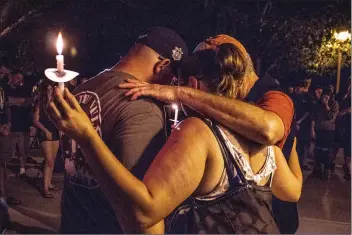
287, 78, 351, 180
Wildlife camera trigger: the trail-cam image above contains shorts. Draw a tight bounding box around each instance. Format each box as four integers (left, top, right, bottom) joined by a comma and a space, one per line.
38, 129, 60, 143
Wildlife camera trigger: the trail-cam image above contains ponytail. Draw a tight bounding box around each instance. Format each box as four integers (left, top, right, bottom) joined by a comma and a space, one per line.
215, 43, 247, 98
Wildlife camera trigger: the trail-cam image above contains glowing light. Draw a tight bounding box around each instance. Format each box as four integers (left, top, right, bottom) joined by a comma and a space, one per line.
172, 103, 179, 126
70, 46, 77, 57
334, 31, 351, 42
56, 32, 63, 55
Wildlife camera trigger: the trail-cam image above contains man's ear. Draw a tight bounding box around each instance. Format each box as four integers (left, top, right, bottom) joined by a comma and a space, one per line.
154, 59, 171, 75
189, 76, 199, 90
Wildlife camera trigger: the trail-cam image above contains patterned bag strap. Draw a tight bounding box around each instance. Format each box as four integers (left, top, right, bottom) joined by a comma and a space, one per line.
173, 116, 249, 187
201, 118, 237, 188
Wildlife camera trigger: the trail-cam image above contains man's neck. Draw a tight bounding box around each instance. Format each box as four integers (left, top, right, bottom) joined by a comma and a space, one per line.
110, 60, 152, 83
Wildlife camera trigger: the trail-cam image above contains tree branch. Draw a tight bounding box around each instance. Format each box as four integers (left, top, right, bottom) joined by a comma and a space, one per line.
259, 0, 271, 30
0, 9, 41, 39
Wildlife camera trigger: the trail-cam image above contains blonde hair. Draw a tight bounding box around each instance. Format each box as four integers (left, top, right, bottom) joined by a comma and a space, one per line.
213, 43, 254, 98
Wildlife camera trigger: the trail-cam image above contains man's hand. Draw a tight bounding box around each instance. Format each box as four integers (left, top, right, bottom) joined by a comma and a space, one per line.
321, 96, 329, 106
48, 87, 96, 146
119, 79, 179, 103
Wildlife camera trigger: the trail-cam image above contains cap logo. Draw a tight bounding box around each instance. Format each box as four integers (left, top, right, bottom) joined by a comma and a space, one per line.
138, 34, 148, 40
172, 47, 183, 61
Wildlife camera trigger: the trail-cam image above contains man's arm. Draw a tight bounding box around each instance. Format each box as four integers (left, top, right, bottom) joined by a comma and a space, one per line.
120, 80, 294, 146
178, 88, 293, 146
297, 112, 309, 125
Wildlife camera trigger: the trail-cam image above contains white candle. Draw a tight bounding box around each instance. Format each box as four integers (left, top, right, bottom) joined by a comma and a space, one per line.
172, 103, 179, 126
56, 54, 64, 73
56, 32, 65, 92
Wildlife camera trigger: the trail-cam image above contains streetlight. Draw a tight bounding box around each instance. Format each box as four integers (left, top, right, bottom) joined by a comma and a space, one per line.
334, 30, 351, 94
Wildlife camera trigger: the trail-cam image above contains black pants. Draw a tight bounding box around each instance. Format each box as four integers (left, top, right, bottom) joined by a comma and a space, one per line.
315, 130, 335, 169
297, 126, 310, 167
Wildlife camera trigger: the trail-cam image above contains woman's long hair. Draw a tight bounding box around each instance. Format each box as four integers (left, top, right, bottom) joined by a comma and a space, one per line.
36, 80, 54, 117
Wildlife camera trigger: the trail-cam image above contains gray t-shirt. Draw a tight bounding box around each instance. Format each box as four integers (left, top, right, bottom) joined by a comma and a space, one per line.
60, 70, 166, 233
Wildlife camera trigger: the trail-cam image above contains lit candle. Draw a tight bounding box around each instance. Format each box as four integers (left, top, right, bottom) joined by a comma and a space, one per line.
172, 103, 179, 126
56, 32, 65, 92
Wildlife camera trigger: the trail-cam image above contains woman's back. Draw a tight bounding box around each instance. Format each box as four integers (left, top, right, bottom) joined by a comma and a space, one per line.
193, 123, 275, 199
218, 126, 275, 186
166, 117, 279, 234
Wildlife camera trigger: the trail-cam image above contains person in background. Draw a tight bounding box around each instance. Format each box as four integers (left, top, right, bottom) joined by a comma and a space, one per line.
3, 70, 34, 180
33, 81, 60, 198
311, 87, 339, 180
293, 80, 312, 170
308, 86, 323, 159
287, 86, 294, 95
79, 77, 89, 84
313, 86, 323, 104
303, 79, 312, 93
336, 84, 351, 180
0, 113, 20, 205
327, 85, 336, 101
0, 64, 10, 86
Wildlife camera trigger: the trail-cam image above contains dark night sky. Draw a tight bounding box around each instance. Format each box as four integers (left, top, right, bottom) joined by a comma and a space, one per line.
0, 0, 351, 88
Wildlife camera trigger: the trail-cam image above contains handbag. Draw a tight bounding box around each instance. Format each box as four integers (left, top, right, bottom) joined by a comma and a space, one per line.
165, 119, 279, 234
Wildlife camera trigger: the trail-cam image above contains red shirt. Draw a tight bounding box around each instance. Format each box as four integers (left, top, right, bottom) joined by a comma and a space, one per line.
256, 91, 294, 149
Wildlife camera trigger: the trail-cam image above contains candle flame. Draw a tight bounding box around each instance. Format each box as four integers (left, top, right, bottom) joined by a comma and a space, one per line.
56, 32, 63, 55
172, 103, 178, 110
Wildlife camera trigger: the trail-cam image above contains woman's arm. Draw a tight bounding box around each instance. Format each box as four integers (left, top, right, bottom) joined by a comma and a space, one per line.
48, 89, 213, 232
81, 118, 210, 230
271, 138, 302, 202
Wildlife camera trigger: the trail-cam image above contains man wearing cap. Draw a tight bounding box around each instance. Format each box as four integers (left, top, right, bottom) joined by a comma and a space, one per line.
58, 27, 188, 233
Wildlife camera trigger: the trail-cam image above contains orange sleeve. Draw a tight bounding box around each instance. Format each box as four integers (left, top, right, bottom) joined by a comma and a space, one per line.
256, 91, 294, 149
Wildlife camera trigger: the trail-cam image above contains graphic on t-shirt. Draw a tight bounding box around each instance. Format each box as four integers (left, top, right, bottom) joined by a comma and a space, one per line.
63, 91, 102, 189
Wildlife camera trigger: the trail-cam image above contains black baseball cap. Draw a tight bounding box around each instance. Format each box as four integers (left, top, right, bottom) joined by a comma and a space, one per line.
136, 27, 188, 73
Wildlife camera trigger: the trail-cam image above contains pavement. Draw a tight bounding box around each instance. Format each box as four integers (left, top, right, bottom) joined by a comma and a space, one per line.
296, 149, 351, 234
2, 149, 352, 234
